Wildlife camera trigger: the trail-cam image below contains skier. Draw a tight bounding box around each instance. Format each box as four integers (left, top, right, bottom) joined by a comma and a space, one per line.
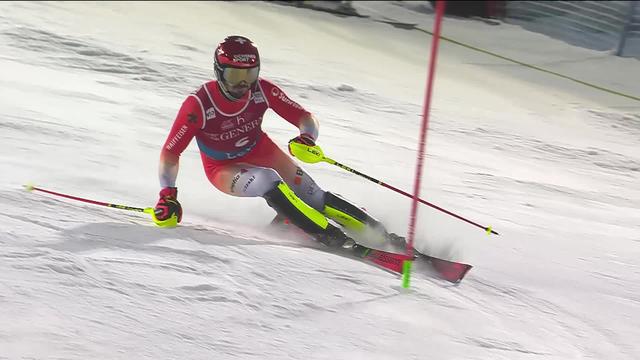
152, 35, 397, 248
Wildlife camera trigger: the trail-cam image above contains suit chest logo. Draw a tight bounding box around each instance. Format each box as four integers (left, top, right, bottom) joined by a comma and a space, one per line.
204, 115, 262, 142
206, 107, 216, 120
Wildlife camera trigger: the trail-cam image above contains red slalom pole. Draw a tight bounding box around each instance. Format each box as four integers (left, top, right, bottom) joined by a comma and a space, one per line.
23, 184, 152, 214
404, 0, 446, 287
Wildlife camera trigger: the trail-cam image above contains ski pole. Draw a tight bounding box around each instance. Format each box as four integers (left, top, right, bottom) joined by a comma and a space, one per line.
321, 157, 499, 235
23, 184, 155, 215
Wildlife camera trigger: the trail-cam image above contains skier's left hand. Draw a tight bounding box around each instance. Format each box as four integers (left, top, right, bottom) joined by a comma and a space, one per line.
288, 134, 325, 163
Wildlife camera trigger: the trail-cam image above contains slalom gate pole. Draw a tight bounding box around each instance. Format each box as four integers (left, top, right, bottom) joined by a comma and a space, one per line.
322, 157, 497, 236
23, 184, 154, 215
403, 0, 447, 288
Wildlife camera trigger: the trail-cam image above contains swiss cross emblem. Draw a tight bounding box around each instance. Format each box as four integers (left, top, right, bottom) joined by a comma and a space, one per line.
235, 38, 246, 44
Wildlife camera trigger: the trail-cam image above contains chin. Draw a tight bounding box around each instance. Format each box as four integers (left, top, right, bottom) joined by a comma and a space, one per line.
230, 90, 249, 98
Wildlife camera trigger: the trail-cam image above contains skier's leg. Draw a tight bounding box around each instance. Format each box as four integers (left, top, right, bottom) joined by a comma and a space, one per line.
245, 135, 326, 211
206, 163, 351, 247
322, 191, 381, 231
323, 192, 408, 248
323, 192, 407, 248
246, 135, 392, 243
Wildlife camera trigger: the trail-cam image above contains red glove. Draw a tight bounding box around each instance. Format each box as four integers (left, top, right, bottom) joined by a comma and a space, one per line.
154, 187, 182, 223
288, 134, 315, 155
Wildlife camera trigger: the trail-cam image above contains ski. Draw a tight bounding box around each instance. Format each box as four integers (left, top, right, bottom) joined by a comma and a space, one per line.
349, 244, 411, 273
270, 217, 472, 283
413, 251, 473, 283
347, 243, 472, 283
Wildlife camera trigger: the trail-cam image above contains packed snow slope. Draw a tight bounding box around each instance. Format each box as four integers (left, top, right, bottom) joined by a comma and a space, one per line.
1, 1, 638, 359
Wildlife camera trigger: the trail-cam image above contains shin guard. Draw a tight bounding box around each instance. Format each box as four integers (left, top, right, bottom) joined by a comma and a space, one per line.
323, 192, 381, 232
264, 182, 353, 247
263, 181, 328, 234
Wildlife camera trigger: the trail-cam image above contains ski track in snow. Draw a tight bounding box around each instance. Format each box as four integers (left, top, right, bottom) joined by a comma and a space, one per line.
1, 1, 639, 359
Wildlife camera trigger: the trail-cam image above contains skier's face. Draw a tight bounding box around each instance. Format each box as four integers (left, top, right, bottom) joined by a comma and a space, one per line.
227, 81, 250, 98
221, 66, 258, 99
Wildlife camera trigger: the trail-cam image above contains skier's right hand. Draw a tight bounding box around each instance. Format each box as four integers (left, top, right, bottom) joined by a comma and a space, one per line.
152, 187, 182, 227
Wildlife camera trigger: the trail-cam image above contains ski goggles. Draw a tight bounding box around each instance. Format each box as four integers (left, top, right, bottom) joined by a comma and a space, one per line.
221, 66, 259, 86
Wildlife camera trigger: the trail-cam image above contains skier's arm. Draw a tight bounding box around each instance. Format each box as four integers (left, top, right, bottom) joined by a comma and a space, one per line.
159, 152, 180, 188
158, 96, 202, 187
152, 96, 203, 226
296, 113, 319, 141
261, 79, 318, 140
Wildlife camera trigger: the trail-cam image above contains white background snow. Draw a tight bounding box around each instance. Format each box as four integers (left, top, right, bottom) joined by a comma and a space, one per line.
1, 1, 639, 359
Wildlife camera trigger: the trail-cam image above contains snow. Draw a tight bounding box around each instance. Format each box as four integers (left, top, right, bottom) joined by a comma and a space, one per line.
1, 1, 639, 359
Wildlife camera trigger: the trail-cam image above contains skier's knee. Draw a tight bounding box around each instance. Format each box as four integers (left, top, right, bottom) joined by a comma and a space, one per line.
230, 167, 282, 197
286, 166, 325, 212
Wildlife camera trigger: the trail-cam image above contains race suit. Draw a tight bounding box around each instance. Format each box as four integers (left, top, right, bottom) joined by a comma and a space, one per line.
159, 78, 325, 211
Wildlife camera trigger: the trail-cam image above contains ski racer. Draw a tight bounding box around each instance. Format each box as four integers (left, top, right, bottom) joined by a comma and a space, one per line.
152, 35, 398, 248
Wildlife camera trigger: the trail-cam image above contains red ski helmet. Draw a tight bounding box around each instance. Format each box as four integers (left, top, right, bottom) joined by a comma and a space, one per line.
214, 35, 260, 101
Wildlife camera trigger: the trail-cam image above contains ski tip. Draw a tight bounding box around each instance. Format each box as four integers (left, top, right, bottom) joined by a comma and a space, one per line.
23, 183, 35, 192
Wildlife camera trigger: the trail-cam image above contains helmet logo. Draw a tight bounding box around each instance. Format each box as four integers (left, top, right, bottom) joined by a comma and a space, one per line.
234, 38, 247, 44
233, 54, 256, 63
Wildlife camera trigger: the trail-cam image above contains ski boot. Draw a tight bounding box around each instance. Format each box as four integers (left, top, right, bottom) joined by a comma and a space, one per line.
312, 223, 356, 248
387, 232, 407, 248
